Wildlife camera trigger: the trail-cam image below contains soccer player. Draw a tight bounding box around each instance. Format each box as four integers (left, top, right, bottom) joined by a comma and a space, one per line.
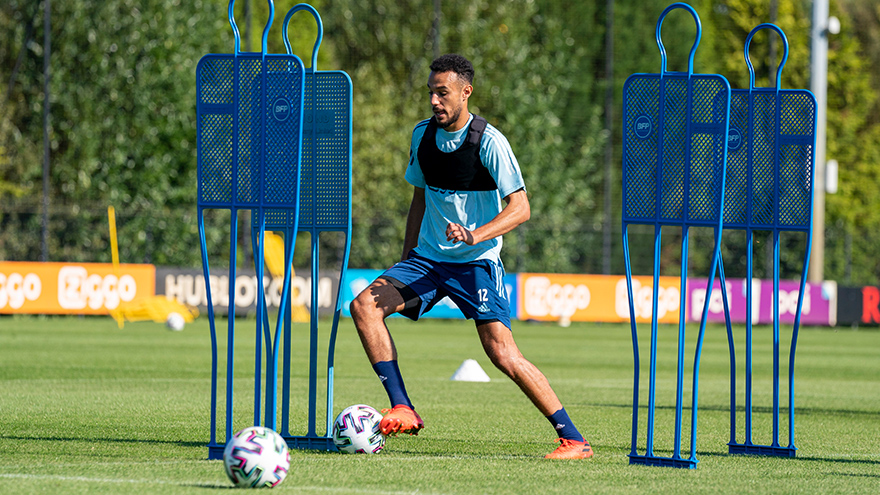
349, 54, 593, 459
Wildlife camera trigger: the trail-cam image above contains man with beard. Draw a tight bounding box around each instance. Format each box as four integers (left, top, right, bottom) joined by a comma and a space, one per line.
349, 54, 593, 459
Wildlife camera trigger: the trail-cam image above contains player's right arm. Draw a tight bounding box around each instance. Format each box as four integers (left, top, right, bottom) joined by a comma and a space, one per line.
401, 121, 430, 261
401, 186, 425, 261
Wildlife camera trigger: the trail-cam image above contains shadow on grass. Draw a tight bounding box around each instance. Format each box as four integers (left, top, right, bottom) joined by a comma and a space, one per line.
585, 401, 879, 418
185, 483, 237, 490
625, 448, 880, 467
384, 449, 539, 460
378, 436, 560, 460
824, 471, 880, 479
0, 434, 204, 449
795, 456, 880, 467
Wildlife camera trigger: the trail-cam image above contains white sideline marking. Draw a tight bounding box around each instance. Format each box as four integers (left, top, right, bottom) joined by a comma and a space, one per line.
0, 473, 433, 494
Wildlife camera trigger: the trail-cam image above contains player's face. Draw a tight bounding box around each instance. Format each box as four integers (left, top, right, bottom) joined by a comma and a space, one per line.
428, 71, 472, 131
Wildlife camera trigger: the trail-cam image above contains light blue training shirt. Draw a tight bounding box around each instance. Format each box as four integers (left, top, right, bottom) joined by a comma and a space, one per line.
404, 114, 526, 264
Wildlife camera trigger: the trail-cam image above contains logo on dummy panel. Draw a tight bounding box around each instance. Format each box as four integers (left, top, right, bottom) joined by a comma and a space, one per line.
272, 98, 291, 122
634, 115, 652, 139
303, 110, 335, 135
727, 127, 743, 151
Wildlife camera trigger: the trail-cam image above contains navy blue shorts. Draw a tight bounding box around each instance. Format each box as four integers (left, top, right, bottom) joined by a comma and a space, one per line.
379, 252, 511, 329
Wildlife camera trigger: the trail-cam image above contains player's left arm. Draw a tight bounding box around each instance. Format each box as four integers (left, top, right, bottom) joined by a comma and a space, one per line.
446, 188, 530, 245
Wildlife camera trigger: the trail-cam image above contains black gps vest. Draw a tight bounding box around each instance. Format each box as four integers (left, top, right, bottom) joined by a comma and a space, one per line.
416, 115, 498, 192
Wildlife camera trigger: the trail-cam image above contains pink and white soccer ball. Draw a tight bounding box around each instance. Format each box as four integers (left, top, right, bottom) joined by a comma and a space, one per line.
332, 404, 386, 454
222, 426, 290, 488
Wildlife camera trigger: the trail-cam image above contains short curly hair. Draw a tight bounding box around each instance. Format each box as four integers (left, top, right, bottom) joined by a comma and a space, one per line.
429, 54, 474, 86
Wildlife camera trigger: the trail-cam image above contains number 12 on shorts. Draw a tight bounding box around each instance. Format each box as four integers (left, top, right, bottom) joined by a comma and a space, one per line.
477, 288, 488, 302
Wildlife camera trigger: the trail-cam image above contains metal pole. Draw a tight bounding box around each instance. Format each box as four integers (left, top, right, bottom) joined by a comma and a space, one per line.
809, 0, 828, 283
240, 0, 251, 265
602, 0, 614, 274
432, 0, 441, 60
41, 0, 51, 262
769, 0, 777, 83
766, 0, 778, 276
244, 0, 251, 52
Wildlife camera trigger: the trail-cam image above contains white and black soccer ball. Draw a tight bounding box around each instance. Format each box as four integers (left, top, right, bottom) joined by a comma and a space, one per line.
165, 312, 185, 331
332, 404, 386, 454
223, 426, 290, 488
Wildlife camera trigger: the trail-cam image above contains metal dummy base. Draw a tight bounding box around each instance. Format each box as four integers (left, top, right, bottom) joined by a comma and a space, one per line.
728, 443, 797, 457
629, 454, 698, 469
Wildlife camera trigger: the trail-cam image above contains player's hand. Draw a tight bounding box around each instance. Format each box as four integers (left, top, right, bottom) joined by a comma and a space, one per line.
446, 223, 475, 245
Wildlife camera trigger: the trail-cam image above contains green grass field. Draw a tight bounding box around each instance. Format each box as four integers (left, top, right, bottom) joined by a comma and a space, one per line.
0, 315, 877, 494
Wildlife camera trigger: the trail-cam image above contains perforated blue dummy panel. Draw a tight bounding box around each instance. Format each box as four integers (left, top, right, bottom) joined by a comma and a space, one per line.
723, 89, 815, 231
622, 73, 730, 227
196, 53, 305, 210
299, 71, 352, 230
263, 70, 352, 232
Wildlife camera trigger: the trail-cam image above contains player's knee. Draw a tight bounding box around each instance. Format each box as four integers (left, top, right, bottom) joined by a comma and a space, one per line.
485, 346, 519, 376
349, 292, 377, 327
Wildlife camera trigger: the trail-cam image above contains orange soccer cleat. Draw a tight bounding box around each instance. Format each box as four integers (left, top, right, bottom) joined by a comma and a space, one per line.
379, 405, 424, 436
544, 438, 594, 459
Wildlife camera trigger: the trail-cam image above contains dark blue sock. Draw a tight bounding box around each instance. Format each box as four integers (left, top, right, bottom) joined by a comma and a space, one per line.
546, 408, 583, 442
372, 360, 413, 409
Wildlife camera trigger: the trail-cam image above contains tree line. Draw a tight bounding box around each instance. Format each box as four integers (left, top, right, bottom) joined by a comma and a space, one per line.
1, 0, 878, 283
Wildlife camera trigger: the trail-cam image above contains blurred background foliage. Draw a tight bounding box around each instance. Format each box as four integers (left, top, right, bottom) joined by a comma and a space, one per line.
1, 0, 879, 284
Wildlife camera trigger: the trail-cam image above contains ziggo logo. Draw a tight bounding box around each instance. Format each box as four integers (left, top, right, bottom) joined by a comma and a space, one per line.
614, 278, 680, 319
0, 272, 42, 310
523, 277, 591, 318
57, 266, 138, 310
2, 267, 140, 311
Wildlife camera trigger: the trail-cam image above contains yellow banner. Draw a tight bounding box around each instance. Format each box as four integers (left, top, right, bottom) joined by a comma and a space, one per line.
0, 262, 155, 315
517, 273, 681, 323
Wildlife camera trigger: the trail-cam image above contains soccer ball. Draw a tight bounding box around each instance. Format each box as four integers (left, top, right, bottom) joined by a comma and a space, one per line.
332, 404, 386, 454
222, 426, 290, 488
165, 312, 185, 331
